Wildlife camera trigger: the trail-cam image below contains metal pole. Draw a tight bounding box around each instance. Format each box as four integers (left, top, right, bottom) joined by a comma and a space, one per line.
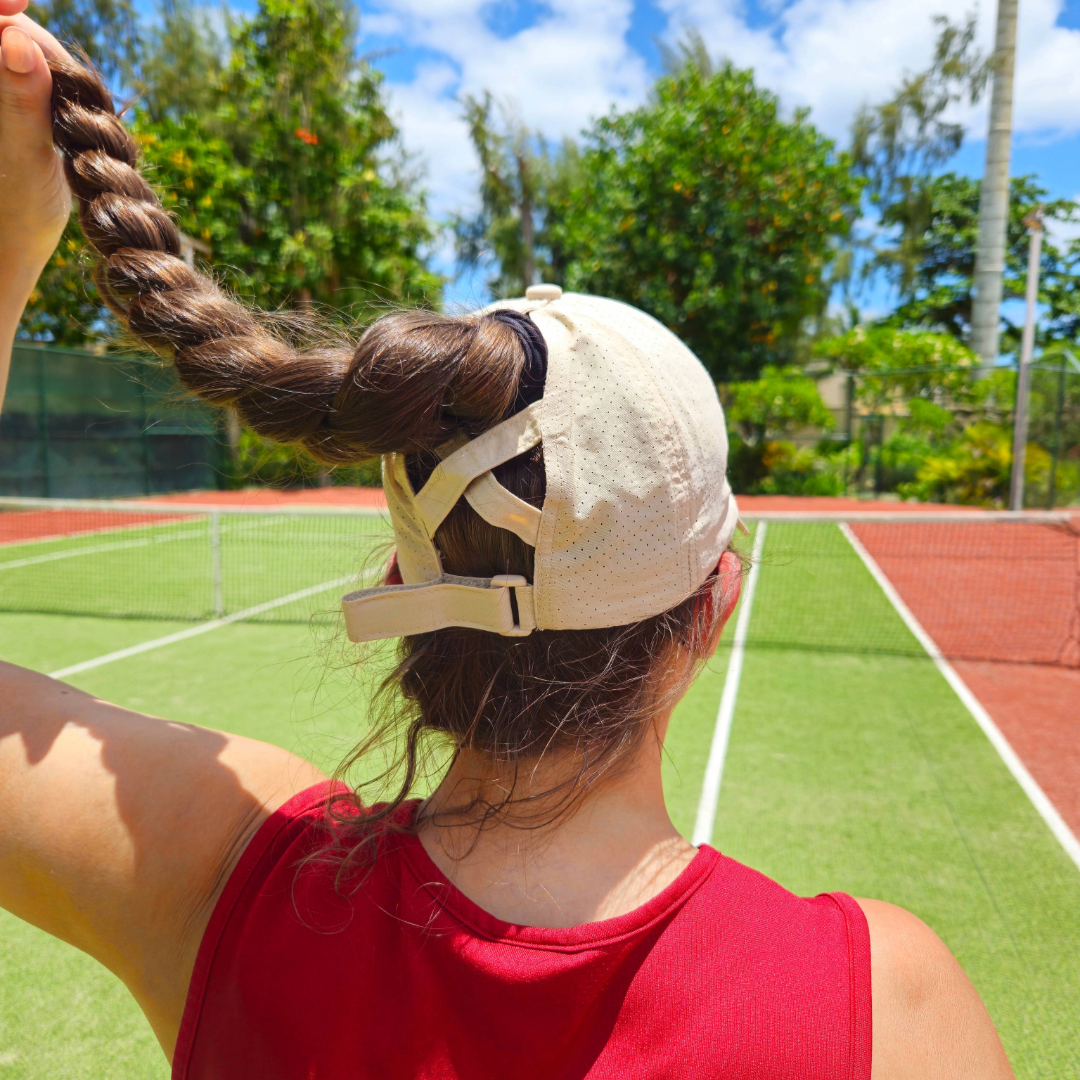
210, 510, 224, 617
36, 348, 51, 497
872, 415, 884, 495
138, 376, 152, 495
971, 0, 1018, 366
1047, 350, 1066, 508
1009, 211, 1043, 511
844, 373, 854, 492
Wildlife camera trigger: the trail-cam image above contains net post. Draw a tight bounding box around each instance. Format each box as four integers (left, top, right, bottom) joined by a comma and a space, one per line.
210, 510, 224, 618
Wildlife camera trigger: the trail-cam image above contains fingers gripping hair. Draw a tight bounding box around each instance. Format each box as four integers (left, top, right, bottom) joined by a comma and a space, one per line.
46, 56, 526, 464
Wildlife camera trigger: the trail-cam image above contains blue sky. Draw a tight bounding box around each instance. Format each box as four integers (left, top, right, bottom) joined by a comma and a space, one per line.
154, 0, 1080, 310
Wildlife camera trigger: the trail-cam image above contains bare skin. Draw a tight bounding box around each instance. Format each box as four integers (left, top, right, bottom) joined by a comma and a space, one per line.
0, 8, 1013, 1076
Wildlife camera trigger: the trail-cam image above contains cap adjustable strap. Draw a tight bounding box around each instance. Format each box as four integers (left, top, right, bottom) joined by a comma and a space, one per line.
430, 426, 541, 545
463, 471, 541, 546
414, 402, 542, 538
342, 574, 534, 642
342, 402, 545, 643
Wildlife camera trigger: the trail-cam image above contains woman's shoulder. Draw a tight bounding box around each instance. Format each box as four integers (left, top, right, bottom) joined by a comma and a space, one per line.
855, 898, 1014, 1079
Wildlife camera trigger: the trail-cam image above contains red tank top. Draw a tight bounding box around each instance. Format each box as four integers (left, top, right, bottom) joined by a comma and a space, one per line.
172, 783, 871, 1079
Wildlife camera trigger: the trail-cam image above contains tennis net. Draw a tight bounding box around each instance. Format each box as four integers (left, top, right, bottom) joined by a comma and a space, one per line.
746, 512, 1080, 667
1, 498, 1077, 665
0, 496, 392, 625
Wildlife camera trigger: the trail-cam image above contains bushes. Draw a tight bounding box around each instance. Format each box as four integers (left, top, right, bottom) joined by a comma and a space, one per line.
899, 423, 1080, 507
720, 327, 1080, 507
225, 428, 381, 489
722, 366, 841, 493
721, 350, 1080, 506
748, 440, 848, 496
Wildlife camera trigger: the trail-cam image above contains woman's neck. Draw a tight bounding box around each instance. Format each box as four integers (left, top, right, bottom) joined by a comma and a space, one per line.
417, 731, 697, 929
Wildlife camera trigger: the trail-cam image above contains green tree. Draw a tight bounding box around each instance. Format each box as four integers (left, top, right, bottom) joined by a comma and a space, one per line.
19, 0, 440, 345
135, 0, 225, 123
550, 45, 861, 380
721, 366, 840, 494
27, 0, 140, 79
878, 173, 1080, 350
452, 93, 552, 297
814, 325, 981, 413
723, 365, 835, 444
18, 0, 143, 344
850, 13, 989, 297
18, 223, 109, 346
195, 0, 440, 310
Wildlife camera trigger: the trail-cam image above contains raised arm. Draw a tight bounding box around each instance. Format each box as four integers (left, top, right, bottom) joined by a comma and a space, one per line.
0, 15, 327, 1057
0, 661, 327, 1057
0, 7, 71, 411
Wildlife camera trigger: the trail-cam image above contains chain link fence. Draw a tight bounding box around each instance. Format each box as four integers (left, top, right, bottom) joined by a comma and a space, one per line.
721, 359, 1080, 508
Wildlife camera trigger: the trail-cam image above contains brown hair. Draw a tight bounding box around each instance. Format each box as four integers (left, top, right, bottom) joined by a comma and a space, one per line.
48, 56, 734, 861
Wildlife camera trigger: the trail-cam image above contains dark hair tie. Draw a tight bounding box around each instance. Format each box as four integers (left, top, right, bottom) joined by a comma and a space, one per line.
490, 310, 548, 418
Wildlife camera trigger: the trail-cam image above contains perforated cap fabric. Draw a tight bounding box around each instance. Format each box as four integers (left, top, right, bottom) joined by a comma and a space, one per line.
493, 291, 737, 628
341, 289, 738, 640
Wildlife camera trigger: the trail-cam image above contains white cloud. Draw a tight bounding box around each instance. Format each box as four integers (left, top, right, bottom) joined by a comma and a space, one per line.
365, 0, 1080, 295
658, 0, 1080, 144
363, 0, 650, 225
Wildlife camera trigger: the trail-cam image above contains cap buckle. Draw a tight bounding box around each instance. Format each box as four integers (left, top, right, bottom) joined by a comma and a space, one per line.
491, 574, 533, 636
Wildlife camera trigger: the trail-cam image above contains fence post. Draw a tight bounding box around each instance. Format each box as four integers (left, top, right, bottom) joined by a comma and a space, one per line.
1048, 351, 1067, 509
210, 511, 224, 618
871, 414, 884, 495
138, 375, 153, 494
1009, 211, 1043, 511
844, 373, 855, 491
36, 349, 51, 497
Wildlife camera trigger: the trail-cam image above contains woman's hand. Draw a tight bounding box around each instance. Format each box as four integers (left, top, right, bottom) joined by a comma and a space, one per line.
0, 4, 75, 413
0, 5, 73, 277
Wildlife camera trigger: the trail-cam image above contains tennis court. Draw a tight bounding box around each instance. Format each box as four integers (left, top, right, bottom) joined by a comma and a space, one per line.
1, 496, 1079, 1078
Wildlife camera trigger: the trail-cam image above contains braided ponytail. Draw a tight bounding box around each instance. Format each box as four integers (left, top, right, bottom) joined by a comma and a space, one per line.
47, 55, 525, 464
45, 59, 737, 850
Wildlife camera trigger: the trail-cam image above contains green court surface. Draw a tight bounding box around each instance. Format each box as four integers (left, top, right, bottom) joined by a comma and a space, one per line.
1, 521, 1079, 1077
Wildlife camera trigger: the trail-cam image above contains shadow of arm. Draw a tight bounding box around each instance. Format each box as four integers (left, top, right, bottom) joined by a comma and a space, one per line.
0, 659, 328, 1056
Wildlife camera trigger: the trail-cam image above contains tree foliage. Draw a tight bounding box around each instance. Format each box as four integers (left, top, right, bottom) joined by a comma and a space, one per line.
135, 0, 224, 123
549, 47, 861, 380
452, 94, 550, 297
20, 0, 144, 343
18, 0, 439, 345
849, 14, 989, 297
899, 421, 1078, 507
723, 365, 835, 444
149, 0, 439, 310
878, 173, 1080, 349
26, 0, 140, 79
814, 325, 981, 412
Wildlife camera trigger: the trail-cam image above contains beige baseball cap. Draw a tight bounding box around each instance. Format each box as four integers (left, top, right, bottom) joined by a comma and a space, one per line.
342, 288, 739, 641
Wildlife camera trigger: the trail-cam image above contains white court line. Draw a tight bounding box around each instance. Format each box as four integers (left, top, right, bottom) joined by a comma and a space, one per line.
841, 522, 1080, 874
692, 522, 768, 847
48, 575, 359, 680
